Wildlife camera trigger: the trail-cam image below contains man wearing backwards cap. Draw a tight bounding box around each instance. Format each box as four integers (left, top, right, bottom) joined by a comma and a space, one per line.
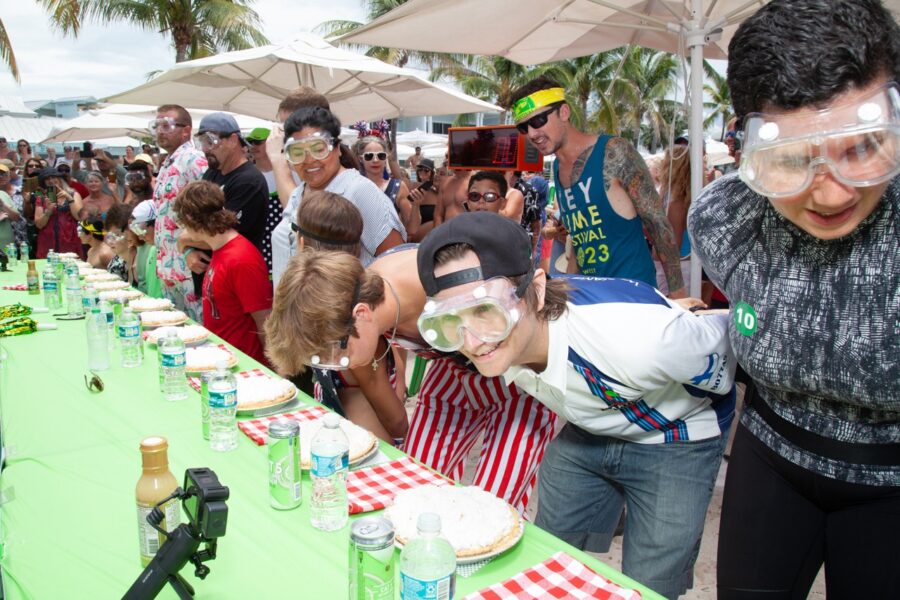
416, 211, 736, 599
508, 78, 686, 298
184, 113, 269, 293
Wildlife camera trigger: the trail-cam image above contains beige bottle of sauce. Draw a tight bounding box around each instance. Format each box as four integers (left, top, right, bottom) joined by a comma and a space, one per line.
135, 436, 181, 567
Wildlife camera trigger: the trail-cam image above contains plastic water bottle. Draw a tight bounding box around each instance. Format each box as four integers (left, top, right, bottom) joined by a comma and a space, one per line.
19, 241, 28, 261
309, 412, 349, 531
85, 307, 110, 371
82, 283, 98, 312
42, 262, 60, 310
158, 330, 188, 401
208, 360, 238, 452
6, 244, 16, 267
118, 307, 142, 368
65, 271, 84, 318
399, 513, 457, 600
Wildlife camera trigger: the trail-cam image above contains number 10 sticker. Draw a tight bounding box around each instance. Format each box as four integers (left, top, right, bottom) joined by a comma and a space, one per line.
734, 302, 758, 336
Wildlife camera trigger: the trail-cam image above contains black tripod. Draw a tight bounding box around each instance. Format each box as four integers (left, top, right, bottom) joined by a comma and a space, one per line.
122, 523, 218, 600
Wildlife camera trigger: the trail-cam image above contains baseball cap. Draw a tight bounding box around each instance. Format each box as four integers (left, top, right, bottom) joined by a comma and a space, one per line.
417, 212, 533, 297
245, 127, 271, 143
198, 113, 247, 146
0, 164, 9, 174
417, 158, 435, 171
131, 199, 157, 224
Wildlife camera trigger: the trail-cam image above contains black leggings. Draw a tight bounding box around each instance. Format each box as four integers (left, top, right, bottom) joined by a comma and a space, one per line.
718, 424, 900, 599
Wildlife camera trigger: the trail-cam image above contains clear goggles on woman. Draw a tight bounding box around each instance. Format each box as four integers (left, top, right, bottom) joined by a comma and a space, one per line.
417, 277, 522, 352
124, 171, 148, 185
105, 231, 126, 245
284, 132, 335, 165
740, 82, 900, 198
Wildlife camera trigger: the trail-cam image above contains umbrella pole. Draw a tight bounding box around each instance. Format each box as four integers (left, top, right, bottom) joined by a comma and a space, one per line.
688, 0, 708, 299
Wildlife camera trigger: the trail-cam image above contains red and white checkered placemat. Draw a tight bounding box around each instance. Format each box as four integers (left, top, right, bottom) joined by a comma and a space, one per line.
237, 405, 329, 445
346, 456, 450, 514
462, 551, 642, 600
2, 285, 27, 291
188, 368, 268, 393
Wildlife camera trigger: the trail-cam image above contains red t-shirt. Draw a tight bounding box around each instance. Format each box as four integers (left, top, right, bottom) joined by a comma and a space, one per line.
201, 235, 272, 365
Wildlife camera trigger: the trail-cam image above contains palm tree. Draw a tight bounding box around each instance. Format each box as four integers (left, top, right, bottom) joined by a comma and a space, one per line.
605, 47, 679, 150
430, 55, 554, 123
1, 0, 82, 83
703, 60, 732, 141
318, 0, 452, 70
551, 50, 637, 133
81, 0, 268, 63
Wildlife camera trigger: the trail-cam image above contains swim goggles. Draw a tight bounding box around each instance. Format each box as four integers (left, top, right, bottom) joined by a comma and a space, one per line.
740, 82, 900, 198
284, 132, 335, 165
417, 277, 523, 352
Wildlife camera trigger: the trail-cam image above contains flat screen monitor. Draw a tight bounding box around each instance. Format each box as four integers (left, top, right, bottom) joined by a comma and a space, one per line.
447, 125, 543, 171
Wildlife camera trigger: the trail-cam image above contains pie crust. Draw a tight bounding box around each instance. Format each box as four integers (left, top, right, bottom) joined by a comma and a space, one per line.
91, 280, 131, 291
236, 375, 297, 410
129, 297, 174, 312
299, 417, 377, 469
83, 272, 121, 283
98, 289, 144, 302
386, 485, 522, 558
140, 310, 188, 327
146, 325, 210, 345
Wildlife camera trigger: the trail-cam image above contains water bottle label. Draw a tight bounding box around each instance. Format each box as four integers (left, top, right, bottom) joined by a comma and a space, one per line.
83, 297, 96, 310
310, 452, 348, 478
118, 324, 140, 339
43, 281, 58, 293
161, 351, 185, 367
104, 312, 114, 325
208, 389, 237, 409
400, 573, 455, 600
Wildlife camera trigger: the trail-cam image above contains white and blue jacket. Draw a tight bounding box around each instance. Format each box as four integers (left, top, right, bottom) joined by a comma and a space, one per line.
505, 276, 736, 444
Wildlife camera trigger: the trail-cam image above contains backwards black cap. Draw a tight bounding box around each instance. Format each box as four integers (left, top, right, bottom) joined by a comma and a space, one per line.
417, 212, 533, 297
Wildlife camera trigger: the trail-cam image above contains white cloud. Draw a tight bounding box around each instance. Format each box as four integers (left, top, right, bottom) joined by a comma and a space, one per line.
0, 0, 366, 101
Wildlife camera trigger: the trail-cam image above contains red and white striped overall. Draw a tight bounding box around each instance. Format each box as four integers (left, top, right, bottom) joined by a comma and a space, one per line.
404, 357, 558, 516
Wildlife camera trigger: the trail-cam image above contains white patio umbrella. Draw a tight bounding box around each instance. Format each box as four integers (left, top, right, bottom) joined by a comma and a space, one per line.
397, 129, 448, 147
41, 111, 149, 143
342, 0, 777, 296
105, 33, 500, 125
96, 103, 274, 133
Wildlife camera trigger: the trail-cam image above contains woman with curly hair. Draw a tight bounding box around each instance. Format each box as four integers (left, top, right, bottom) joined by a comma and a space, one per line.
173, 180, 272, 365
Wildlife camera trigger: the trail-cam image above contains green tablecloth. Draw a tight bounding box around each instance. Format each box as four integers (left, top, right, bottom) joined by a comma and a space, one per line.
0, 261, 663, 599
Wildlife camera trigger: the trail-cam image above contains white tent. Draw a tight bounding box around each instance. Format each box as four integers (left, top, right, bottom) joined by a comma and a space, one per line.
105, 33, 500, 124
397, 129, 448, 147
41, 111, 149, 143
96, 104, 274, 133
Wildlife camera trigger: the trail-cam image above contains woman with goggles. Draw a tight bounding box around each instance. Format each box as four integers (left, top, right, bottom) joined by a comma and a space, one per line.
103, 203, 134, 282
264, 243, 557, 515
78, 217, 114, 270
417, 212, 736, 599
689, 2, 900, 598
355, 135, 416, 237
271, 106, 406, 288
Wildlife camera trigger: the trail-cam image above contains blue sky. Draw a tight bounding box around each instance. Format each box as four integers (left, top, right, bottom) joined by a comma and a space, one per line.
0, 0, 367, 102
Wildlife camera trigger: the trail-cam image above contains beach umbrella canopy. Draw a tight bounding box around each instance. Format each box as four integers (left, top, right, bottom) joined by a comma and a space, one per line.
397, 129, 448, 147
41, 111, 150, 143
96, 104, 274, 132
105, 33, 500, 124
342, 0, 783, 295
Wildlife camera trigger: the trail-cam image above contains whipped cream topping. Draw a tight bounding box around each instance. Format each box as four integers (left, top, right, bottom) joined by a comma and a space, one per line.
236, 376, 296, 407
129, 298, 174, 312
385, 484, 517, 553
299, 417, 375, 465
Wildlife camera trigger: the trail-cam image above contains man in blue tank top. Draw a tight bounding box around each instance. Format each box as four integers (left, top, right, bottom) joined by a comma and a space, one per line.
509, 78, 686, 297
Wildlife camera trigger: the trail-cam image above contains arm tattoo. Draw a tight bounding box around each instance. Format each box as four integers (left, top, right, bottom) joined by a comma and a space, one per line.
605, 138, 685, 293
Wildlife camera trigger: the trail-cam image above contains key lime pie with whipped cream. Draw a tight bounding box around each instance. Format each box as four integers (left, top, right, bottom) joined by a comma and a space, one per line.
385, 484, 523, 558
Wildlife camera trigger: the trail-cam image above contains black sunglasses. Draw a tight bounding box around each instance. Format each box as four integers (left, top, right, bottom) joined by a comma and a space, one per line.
515, 104, 562, 135
84, 373, 104, 393
248, 139, 266, 146
363, 152, 387, 161
467, 191, 503, 203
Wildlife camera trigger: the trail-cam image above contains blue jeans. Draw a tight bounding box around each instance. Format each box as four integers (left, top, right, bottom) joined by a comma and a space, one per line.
535, 424, 726, 600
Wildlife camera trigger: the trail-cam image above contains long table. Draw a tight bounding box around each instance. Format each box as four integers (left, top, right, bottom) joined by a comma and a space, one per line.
0, 260, 663, 599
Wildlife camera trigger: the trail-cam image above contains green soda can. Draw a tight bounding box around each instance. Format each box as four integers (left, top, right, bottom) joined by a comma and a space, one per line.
267, 420, 302, 510
350, 517, 395, 600
199, 371, 213, 440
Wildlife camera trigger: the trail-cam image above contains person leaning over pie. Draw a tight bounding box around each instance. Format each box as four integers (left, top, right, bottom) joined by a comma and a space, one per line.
687, 1, 900, 597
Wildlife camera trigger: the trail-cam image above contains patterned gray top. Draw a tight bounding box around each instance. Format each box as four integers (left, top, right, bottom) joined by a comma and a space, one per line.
688, 173, 899, 486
